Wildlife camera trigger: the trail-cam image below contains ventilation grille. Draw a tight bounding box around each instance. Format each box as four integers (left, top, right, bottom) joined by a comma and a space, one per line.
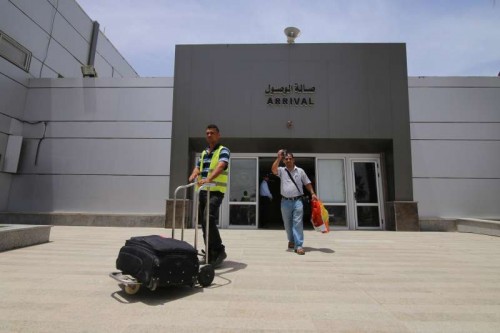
0, 30, 32, 72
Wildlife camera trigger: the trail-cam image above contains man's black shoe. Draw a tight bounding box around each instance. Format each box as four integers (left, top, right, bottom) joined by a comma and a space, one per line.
211, 250, 227, 268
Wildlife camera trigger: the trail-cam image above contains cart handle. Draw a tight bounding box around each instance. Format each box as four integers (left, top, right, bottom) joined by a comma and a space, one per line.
171, 182, 215, 243
195, 183, 215, 265
172, 182, 197, 240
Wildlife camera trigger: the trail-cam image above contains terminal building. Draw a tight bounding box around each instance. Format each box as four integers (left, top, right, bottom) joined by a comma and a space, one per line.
1, 0, 499, 231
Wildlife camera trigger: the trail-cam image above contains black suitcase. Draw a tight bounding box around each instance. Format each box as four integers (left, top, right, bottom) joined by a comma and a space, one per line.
116, 235, 200, 290
110, 182, 217, 294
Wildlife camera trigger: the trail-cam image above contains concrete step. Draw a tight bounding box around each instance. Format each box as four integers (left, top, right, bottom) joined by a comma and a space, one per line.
0, 225, 52, 252
457, 218, 500, 237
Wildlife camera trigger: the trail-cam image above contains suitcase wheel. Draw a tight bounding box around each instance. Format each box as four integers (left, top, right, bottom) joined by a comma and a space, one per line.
124, 284, 141, 295
197, 264, 215, 287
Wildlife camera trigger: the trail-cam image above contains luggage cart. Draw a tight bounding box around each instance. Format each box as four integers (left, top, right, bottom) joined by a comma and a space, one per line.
110, 182, 216, 294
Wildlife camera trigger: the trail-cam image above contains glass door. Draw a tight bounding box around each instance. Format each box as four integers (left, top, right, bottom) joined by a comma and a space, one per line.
351, 160, 384, 229
316, 158, 348, 229
226, 157, 258, 228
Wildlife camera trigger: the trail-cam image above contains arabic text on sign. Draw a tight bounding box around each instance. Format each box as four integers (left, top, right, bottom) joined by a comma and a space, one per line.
265, 84, 316, 95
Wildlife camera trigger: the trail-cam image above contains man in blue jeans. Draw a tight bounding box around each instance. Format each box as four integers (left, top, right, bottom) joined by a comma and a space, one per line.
272, 149, 318, 255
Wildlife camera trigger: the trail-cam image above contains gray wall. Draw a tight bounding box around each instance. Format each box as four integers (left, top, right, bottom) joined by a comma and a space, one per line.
6, 78, 173, 214
0, 58, 27, 210
1, 0, 138, 211
0, 0, 138, 79
171, 43, 412, 201
409, 77, 500, 219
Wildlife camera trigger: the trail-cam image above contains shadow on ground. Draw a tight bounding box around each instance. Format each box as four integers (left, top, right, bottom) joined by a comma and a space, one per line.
111, 284, 202, 305
110, 260, 248, 305
303, 246, 335, 254
207, 260, 248, 289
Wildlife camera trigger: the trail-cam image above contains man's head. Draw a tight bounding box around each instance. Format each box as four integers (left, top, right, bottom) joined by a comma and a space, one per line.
205, 124, 220, 146
284, 152, 295, 168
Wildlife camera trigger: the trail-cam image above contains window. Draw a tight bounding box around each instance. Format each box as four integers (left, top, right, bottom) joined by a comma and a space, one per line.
0, 30, 32, 72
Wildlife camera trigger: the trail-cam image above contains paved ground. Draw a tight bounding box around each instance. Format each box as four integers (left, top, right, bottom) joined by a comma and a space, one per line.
1, 226, 499, 332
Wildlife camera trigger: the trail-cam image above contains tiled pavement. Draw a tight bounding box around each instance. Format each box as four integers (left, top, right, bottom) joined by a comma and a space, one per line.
1, 226, 499, 332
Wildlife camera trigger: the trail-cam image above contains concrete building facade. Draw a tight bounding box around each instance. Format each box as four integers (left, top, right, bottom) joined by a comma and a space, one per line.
409, 77, 500, 222
1, 0, 498, 230
1, 0, 139, 220
170, 43, 415, 230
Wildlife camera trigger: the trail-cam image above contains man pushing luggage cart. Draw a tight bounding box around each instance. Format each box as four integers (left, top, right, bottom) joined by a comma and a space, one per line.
110, 182, 217, 294
188, 124, 229, 267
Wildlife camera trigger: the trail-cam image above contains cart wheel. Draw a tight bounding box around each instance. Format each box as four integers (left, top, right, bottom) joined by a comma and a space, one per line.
124, 284, 140, 295
198, 264, 215, 287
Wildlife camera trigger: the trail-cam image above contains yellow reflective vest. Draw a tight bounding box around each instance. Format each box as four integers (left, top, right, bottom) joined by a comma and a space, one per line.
198, 145, 229, 193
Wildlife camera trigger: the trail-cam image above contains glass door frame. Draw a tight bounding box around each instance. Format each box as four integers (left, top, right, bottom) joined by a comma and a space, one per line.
348, 158, 385, 230
221, 155, 259, 229
315, 155, 349, 230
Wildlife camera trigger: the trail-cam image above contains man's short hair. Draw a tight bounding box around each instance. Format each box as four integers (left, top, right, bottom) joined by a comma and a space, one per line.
285, 152, 294, 158
207, 124, 219, 132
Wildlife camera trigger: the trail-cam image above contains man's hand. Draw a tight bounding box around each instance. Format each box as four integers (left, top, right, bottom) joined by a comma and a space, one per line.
198, 178, 211, 186
189, 167, 200, 182
277, 149, 285, 159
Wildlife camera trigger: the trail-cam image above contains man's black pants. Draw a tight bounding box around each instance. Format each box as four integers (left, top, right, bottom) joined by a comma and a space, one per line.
198, 190, 225, 259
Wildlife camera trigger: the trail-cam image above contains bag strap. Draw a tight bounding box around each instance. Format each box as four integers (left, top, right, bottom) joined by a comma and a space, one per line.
285, 168, 302, 195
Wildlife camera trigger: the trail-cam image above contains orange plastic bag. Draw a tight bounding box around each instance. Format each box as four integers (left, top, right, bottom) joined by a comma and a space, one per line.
310, 199, 330, 233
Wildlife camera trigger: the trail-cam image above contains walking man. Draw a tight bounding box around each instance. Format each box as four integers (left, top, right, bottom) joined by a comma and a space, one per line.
272, 150, 317, 255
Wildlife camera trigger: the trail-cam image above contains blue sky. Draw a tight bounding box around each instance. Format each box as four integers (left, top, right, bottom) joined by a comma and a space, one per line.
76, 0, 500, 77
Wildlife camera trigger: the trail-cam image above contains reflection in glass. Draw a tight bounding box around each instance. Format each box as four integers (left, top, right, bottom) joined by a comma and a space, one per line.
317, 159, 345, 203
356, 206, 380, 227
230, 205, 256, 226
323, 205, 347, 227
354, 162, 378, 203
229, 159, 257, 202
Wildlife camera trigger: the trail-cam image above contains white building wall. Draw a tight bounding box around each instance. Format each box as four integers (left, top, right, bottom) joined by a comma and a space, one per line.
7, 78, 173, 214
1, 0, 138, 211
0, 0, 138, 79
409, 77, 500, 219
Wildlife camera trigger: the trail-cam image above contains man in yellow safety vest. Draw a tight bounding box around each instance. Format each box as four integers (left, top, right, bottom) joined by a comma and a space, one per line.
189, 124, 230, 267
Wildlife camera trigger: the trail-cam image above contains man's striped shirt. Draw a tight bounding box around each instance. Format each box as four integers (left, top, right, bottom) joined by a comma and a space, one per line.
196, 144, 230, 179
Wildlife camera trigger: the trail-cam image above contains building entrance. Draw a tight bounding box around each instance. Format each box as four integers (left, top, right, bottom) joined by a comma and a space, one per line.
217, 153, 385, 230
257, 157, 315, 230
352, 160, 384, 229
